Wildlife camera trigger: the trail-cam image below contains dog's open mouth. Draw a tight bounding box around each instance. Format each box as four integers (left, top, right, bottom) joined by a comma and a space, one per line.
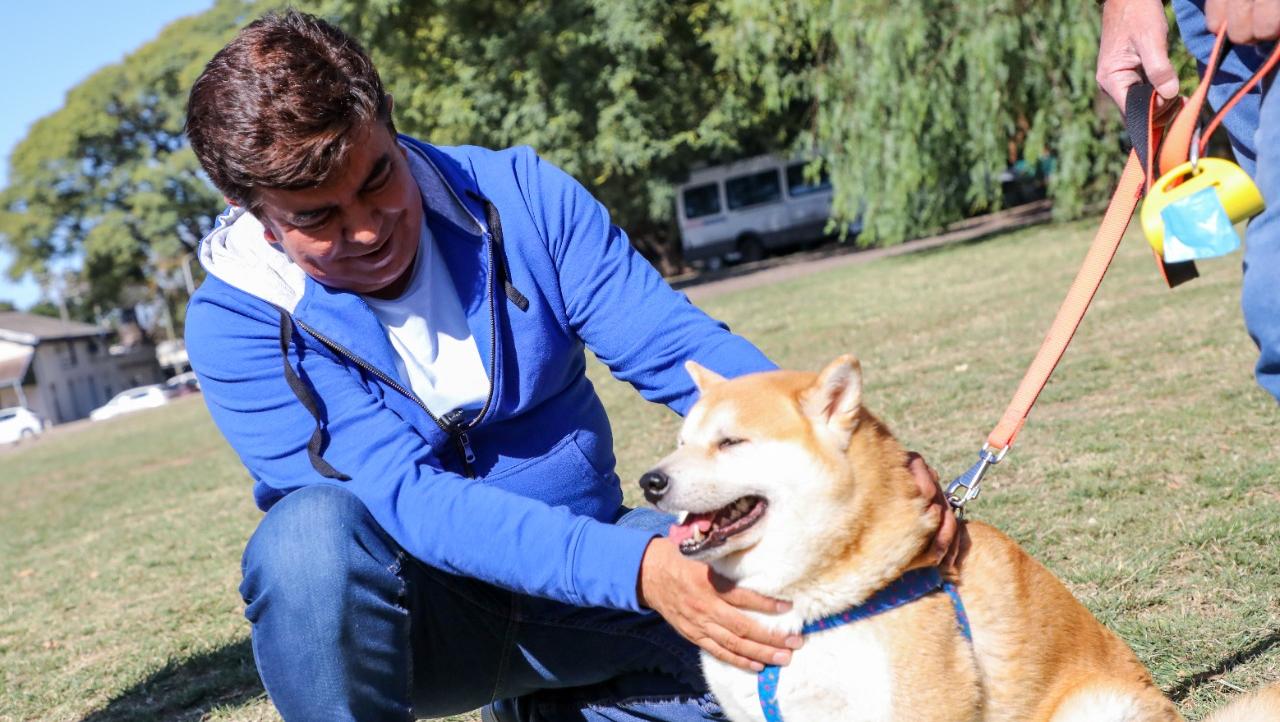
668, 496, 768, 555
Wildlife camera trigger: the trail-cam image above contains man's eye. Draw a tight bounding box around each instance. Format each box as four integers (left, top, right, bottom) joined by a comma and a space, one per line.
717, 437, 746, 450
365, 168, 393, 193
293, 214, 330, 230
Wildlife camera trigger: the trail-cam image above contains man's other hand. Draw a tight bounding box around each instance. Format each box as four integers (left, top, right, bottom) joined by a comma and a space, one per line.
1207, 0, 1280, 44
906, 452, 968, 572
637, 538, 801, 672
1098, 0, 1181, 110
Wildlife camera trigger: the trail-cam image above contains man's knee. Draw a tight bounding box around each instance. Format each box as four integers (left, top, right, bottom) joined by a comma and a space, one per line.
240, 484, 401, 623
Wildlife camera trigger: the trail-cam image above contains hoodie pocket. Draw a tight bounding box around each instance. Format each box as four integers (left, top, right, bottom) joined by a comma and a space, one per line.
482, 431, 619, 520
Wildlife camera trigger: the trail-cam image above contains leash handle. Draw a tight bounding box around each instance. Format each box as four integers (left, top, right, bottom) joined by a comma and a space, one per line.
1158, 29, 1230, 177
1197, 37, 1280, 159
1160, 28, 1280, 169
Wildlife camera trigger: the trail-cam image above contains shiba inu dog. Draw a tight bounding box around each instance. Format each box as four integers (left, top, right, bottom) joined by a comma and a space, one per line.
640, 355, 1279, 722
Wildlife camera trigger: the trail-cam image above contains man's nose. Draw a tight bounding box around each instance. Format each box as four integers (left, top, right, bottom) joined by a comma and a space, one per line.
344, 202, 382, 246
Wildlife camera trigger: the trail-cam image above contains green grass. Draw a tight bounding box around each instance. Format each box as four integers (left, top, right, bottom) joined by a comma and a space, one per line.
3, 218, 1278, 721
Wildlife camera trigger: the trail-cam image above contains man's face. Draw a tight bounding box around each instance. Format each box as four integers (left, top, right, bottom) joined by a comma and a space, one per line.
252, 122, 423, 298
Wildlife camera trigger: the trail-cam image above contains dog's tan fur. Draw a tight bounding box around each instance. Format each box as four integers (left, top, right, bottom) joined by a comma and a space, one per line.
648, 356, 1277, 722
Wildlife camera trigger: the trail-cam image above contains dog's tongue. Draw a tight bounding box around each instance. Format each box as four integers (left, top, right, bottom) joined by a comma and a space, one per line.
668, 513, 715, 545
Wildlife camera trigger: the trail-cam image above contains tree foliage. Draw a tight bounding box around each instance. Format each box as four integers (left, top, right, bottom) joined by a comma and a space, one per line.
709, 0, 1136, 244
2, 0, 1165, 315
311, 0, 798, 271
0, 0, 256, 319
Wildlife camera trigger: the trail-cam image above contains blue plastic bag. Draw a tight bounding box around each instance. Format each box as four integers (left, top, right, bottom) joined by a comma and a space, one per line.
1159, 186, 1242, 263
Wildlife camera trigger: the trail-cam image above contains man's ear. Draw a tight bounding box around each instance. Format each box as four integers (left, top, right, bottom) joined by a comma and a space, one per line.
685, 360, 726, 394
801, 354, 863, 448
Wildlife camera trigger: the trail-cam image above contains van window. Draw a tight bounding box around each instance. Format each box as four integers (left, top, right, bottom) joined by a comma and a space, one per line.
726, 169, 782, 210
683, 183, 722, 219
786, 162, 831, 196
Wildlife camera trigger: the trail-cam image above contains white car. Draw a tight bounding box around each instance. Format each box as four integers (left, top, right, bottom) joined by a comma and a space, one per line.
90, 385, 169, 421
0, 407, 44, 444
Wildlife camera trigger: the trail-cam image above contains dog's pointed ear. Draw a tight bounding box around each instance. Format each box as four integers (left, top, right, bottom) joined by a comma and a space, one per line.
802, 355, 863, 447
685, 360, 726, 393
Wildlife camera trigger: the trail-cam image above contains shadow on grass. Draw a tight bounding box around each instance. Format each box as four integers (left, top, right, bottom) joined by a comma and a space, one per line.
79, 638, 266, 722
1167, 629, 1280, 702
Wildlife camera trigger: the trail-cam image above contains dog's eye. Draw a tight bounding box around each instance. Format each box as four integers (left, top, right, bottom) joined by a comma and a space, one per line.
717, 437, 746, 450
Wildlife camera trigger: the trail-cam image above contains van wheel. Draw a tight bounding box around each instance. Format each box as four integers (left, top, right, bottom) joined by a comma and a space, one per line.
737, 235, 764, 264
20, 429, 35, 441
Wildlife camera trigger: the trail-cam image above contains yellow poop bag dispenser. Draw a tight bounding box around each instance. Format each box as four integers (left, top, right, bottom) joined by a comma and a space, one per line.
1141, 156, 1265, 263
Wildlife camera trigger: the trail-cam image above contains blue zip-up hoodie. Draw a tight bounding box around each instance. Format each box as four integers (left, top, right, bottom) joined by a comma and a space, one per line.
187, 137, 775, 612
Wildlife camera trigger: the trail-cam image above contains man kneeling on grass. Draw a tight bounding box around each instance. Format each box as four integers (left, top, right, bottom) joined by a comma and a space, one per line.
184, 11, 954, 721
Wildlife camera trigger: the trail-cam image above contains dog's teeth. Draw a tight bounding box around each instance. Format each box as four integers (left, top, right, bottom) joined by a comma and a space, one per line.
692, 527, 705, 542
676, 511, 690, 525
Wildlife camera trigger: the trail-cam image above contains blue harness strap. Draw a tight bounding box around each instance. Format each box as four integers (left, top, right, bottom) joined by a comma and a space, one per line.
756, 567, 971, 722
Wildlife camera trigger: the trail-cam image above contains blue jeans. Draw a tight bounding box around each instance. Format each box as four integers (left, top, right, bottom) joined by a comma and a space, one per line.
1174, 0, 1280, 403
240, 484, 723, 721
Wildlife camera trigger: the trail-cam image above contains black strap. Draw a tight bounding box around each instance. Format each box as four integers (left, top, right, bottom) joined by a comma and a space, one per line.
467, 190, 530, 312
1124, 82, 1199, 288
277, 309, 351, 481
1125, 83, 1156, 179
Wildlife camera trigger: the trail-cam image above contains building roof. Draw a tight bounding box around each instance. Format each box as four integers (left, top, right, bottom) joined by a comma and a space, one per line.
0, 311, 109, 345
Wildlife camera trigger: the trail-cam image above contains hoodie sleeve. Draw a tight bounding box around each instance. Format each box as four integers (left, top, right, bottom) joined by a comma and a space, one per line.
514, 148, 777, 415
186, 288, 656, 612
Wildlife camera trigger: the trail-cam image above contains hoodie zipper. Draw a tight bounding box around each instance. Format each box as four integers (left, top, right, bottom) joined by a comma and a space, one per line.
292, 227, 499, 479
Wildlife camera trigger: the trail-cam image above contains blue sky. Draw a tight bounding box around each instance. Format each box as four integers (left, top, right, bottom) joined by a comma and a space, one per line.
0, 0, 213, 309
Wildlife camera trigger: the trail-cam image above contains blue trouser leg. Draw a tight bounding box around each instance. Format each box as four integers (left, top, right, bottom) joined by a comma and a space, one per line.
1173, 0, 1280, 403
239, 484, 721, 721
240, 484, 417, 721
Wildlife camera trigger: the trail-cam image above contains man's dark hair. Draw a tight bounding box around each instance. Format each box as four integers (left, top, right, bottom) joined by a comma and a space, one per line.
185, 10, 395, 209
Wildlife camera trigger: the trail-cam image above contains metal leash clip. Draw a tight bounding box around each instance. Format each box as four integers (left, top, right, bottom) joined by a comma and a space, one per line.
1189, 124, 1201, 174
945, 444, 1008, 515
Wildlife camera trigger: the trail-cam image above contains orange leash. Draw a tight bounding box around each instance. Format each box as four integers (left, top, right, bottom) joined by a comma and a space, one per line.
946, 29, 1279, 511
983, 150, 1146, 454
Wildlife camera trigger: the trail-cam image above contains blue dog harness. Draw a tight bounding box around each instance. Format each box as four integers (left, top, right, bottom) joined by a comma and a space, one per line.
757, 567, 972, 722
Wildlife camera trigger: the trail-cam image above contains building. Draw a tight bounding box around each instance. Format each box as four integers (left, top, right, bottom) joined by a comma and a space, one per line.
0, 312, 165, 424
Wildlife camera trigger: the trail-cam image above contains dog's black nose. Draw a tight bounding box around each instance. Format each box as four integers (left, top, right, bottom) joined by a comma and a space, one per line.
639, 470, 669, 502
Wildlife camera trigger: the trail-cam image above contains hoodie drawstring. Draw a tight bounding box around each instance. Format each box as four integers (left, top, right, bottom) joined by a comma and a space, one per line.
277, 309, 352, 481
466, 190, 530, 312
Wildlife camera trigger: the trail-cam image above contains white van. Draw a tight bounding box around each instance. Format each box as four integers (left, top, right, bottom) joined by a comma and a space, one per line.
675, 154, 857, 266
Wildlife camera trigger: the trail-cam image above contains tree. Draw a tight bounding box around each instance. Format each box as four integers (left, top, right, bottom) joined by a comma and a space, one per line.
313, 0, 800, 272
0, 0, 265, 322
2, 0, 1176, 301
708, 0, 1196, 245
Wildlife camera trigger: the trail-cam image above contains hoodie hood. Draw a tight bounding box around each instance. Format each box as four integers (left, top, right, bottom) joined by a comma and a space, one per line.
199, 208, 308, 312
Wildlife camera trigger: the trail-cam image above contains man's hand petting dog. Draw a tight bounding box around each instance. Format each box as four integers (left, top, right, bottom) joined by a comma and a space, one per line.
637, 537, 803, 672
906, 451, 968, 572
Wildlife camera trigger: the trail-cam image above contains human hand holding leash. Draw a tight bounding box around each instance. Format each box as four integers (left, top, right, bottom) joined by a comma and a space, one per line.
1097, 0, 1181, 110
637, 537, 802, 672
1206, 0, 1280, 43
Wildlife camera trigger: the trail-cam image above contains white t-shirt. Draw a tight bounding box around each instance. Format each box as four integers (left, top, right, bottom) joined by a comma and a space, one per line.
363, 221, 490, 417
